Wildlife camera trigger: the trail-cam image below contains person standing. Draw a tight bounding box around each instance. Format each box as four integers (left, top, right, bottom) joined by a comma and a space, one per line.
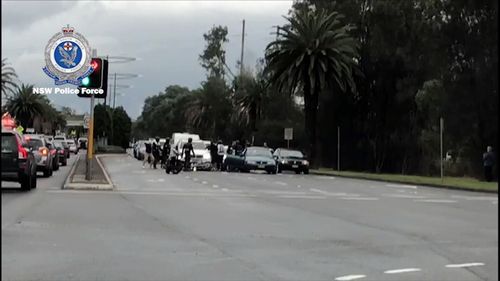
143, 140, 154, 168
162, 138, 171, 168
152, 137, 161, 169
209, 140, 218, 171
182, 138, 195, 171
483, 146, 496, 182
216, 140, 225, 171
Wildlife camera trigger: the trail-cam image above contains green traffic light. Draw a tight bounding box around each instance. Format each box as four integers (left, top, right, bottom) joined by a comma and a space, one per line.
81, 77, 90, 86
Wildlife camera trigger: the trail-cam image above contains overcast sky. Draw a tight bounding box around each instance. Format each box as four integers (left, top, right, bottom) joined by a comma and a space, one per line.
2, 0, 293, 119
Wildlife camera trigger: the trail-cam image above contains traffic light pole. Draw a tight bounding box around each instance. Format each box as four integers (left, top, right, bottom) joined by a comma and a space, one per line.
85, 49, 97, 181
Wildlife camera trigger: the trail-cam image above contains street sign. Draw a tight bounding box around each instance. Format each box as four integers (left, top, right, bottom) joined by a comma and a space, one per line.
284, 128, 293, 140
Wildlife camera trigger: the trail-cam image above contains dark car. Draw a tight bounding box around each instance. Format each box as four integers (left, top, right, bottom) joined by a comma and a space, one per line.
1, 129, 37, 190
52, 140, 68, 166
46, 142, 60, 171
224, 146, 277, 174
273, 148, 309, 174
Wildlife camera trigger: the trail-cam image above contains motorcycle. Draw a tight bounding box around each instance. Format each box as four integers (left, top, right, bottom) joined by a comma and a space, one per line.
165, 155, 184, 174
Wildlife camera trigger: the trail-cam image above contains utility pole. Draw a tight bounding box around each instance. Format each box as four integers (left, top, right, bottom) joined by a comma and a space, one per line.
240, 19, 245, 77
440, 117, 444, 181
337, 126, 340, 171
113, 73, 117, 109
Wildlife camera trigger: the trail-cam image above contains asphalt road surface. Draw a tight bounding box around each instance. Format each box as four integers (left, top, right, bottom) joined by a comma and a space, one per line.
2, 153, 498, 281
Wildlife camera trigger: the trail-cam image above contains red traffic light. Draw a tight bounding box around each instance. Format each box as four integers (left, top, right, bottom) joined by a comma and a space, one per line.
91, 59, 100, 71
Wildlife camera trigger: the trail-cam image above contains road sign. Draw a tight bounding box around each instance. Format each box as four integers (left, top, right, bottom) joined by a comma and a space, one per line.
284, 128, 293, 140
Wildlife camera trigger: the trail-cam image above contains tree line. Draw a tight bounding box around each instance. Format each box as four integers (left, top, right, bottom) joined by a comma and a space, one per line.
133, 0, 497, 178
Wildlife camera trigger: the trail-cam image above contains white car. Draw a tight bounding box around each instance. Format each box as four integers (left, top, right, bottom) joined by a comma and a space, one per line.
66, 139, 78, 154
177, 140, 211, 170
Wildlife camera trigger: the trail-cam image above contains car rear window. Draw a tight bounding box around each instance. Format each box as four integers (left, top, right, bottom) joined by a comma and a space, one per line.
26, 139, 44, 149
281, 150, 304, 158
1, 133, 18, 153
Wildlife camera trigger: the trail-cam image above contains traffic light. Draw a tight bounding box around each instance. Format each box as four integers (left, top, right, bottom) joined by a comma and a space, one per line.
77, 58, 108, 98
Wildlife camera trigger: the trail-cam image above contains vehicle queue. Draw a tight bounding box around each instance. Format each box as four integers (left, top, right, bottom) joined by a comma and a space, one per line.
132, 132, 310, 175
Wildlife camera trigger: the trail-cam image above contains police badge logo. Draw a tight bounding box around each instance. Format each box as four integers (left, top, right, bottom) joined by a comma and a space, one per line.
43, 25, 93, 85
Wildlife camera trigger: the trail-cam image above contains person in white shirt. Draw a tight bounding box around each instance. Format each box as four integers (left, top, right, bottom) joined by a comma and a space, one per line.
216, 140, 225, 171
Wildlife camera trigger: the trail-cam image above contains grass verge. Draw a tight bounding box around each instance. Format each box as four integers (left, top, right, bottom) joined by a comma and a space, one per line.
311, 168, 498, 193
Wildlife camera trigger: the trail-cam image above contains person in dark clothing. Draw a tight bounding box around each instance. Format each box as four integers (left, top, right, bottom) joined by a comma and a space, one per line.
152, 137, 161, 169
161, 138, 171, 168
182, 138, 195, 171
143, 141, 153, 168
209, 141, 218, 171
483, 146, 496, 182
234, 140, 243, 156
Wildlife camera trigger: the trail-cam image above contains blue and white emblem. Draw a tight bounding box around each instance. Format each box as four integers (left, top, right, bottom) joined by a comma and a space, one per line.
43, 25, 93, 85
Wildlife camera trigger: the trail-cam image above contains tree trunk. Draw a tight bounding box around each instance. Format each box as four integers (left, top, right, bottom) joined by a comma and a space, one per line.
303, 90, 319, 168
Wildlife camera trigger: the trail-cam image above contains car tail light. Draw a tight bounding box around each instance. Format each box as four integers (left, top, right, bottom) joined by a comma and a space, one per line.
40, 147, 49, 156
16, 140, 28, 159
50, 149, 56, 155
59, 150, 64, 154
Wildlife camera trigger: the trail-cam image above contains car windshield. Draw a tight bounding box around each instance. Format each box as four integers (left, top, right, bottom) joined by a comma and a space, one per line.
26, 139, 43, 149
246, 147, 272, 157
280, 150, 304, 158
192, 142, 206, 150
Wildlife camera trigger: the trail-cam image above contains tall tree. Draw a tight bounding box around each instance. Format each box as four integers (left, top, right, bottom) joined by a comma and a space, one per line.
5, 84, 45, 128
265, 7, 359, 166
1, 58, 18, 98
199, 25, 229, 79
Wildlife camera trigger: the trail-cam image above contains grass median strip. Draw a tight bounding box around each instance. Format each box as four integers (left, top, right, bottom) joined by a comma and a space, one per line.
312, 169, 498, 193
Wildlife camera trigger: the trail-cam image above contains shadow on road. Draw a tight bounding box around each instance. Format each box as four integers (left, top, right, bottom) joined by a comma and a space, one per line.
1, 187, 27, 193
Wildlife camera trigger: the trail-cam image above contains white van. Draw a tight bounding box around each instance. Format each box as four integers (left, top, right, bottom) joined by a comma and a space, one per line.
170, 132, 200, 148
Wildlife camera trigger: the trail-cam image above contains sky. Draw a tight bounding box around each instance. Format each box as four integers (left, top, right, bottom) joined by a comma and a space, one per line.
1, 0, 293, 119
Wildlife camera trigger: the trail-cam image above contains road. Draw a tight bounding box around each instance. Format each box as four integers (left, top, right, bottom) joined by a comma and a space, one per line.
2, 153, 498, 281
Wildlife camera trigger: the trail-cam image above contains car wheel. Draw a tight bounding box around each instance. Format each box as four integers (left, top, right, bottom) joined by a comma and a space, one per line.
277, 165, 282, 173
53, 160, 59, 171
43, 167, 51, 177
62, 159, 67, 166
30, 171, 37, 189
20, 175, 31, 191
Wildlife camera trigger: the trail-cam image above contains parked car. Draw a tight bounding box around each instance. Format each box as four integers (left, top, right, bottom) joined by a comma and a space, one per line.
23, 134, 54, 177
66, 139, 78, 154
46, 142, 60, 171
1, 128, 37, 190
52, 140, 68, 166
273, 148, 309, 174
223, 146, 277, 174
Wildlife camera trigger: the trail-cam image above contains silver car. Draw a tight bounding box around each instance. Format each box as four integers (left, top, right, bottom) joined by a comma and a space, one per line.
23, 134, 54, 177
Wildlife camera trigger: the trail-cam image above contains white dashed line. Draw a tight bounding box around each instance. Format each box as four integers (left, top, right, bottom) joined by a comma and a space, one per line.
297, 185, 302, 188
192, 178, 198, 181
221, 188, 228, 191
340, 197, 379, 200
202, 181, 208, 184
334, 274, 366, 281
212, 185, 219, 188
184, 176, 190, 179
273, 181, 288, 186
383, 194, 426, 199
451, 195, 498, 201
414, 199, 457, 203
384, 268, 421, 274
446, 263, 484, 268
157, 178, 165, 182
277, 195, 326, 199
386, 184, 418, 189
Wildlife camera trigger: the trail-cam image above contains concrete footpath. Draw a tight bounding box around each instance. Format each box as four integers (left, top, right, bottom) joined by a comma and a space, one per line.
63, 153, 114, 190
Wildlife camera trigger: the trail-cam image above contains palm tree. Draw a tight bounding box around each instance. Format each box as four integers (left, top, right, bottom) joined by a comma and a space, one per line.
1, 58, 18, 98
232, 73, 266, 133
265, 7, 359, 166
5, 84, 45, 128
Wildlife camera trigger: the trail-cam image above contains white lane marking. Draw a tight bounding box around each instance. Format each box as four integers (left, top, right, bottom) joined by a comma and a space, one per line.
334, 274, 366, 281
202, 181, 208, 184
192, 178, 198, 181
48, 190, 254, 197
340, 197, 379, 201
384, 268, 421, 274
247, 176, 256, 180
297, 185, 302, 188
446, 263, 484, 268
414, 199, 457, 203
260, 190, 308, 195
157, 178, 165, 182
315, 176, 335, 180
383, 194, 426, 199
132, 170, 146, 174
273, 181, 288, 186
212, 185, 219, 188
451, 195, 498, 201
386, 184, 418, 189
221, 188, 228, 191
277, 195, 326, 199
309, 189, 360, 197
184, 176, 190, 179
